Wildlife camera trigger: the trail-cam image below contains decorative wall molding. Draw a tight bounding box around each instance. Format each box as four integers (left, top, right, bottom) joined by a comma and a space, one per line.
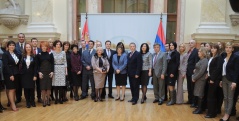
191, 33, 239, 42
230, 14, 239, 26
0, 14, 29, 29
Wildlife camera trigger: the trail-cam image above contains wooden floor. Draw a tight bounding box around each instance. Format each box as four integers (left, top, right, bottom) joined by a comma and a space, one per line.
0, 89, 238, 121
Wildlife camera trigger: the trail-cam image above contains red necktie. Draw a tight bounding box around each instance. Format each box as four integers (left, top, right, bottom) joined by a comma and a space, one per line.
33, 48, 36, 55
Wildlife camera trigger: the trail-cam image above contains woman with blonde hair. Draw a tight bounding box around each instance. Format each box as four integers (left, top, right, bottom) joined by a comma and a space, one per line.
219, 42, 239, 121
91, 47, 109, 102
176, 43, 188, 104
192, 47, 208, 114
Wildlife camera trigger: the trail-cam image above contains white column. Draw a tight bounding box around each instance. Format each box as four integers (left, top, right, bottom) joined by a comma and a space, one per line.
87, 0, 100, 13
27, 0, 57, 32
68, 0, 73, 41
197, 0, 230, 33
150, 0, 164, 13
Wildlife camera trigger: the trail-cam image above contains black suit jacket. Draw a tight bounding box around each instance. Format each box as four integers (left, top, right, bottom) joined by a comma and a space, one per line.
15, 42, 25, 55
20, 56, 38, 76
127, 51, 142, 77
187, 48, 199, 76
104, 49, 116, 73
167, 50, 180, 77
2, 51, 21, 76
224, 53, 239, 83
209, 55, 223, 83
78, 48, 86, 56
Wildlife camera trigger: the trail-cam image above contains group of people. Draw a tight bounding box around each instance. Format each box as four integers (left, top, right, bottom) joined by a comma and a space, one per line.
0, 33, 239, 121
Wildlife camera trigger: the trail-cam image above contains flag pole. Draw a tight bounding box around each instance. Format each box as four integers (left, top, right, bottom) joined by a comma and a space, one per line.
86, 12, 88, 19
160, 13, 162, 20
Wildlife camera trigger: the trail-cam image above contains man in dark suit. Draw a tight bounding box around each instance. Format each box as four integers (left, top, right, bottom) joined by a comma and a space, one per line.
15, 33, 26, 103
80, 40, 96, 100
101, 40, 116, 99
78, 40, 87, 56
127, 42, 142, 105
31, 38, 42, 103
186, 39, 199, 107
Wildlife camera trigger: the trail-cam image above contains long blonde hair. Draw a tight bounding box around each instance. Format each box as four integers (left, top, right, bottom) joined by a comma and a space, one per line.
179, 43, 186, 54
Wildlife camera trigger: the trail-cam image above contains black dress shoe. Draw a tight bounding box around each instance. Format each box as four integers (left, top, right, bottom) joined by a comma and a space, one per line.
141, 99, 144, 104
132, 101, 137, 105
0, 105, 7, 110
128, 99, 133, 102
26, 102, 31, 108
108, 95, 114, 99
153, 99, 159, 103
115, 97, 120, 101
158, 101, 163, 105
204, 114, 216, 118
31, 102, 36, 107
54, 100, 58, 104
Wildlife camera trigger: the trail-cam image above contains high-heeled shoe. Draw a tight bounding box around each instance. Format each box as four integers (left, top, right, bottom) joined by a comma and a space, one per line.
141, 99, 145, 104
120, 95, 125, 101
0, 108, 3, 113
98, 97, 103, 102
115, 97, 120, 101
0, 104, 7, 110
54, 100, 58, 104
94, 98, 98, 102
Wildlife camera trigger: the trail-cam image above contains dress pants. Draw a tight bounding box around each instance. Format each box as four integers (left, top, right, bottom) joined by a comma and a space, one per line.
81, 68, 95, 98
186, 73, 195, 103
176, 71, 184, 104
207, 79, 218, 116
16, 74, 22, 101
231, 80, 239, 114
153, 72, 165, 102
222, 76, 235, 115
129, 76, 139, 102
102, 71, 113, 96
24, 88, 35, 103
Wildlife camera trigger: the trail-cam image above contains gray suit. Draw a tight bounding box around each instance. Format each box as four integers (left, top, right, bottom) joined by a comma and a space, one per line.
81, 49, 96, 98
152, 52, 167, 101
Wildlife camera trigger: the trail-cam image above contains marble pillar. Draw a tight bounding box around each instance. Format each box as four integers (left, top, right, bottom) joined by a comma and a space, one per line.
150, 0, 164, 13
197, 0, 230, 33
87, 0, 101, 13
27, 0, 57, 32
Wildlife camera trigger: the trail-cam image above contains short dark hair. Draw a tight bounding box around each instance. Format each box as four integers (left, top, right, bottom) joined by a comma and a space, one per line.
169, 42, 177, 50
116, 42, 125, 50
18, 33, 25, 37
105, 40, 111, 45
53, 40, 62, 47
7, 40, 16, 47
31, 38, 38, 42
71, 44, 78, 50
89, 40, 94, 45
116, 45, 125, 54
63, 41, 71, 51
140, 43, 149, 54
210, 43, 220, 57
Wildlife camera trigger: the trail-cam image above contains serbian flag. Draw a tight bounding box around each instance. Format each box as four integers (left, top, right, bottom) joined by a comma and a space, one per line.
155, 18, 166, 52
81, 18, 90, 48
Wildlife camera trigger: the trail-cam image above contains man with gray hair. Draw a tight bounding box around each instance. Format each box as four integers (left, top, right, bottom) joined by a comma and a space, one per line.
127, 42, 142, 105
152, 43, 167, 105
186, 39, 199, 107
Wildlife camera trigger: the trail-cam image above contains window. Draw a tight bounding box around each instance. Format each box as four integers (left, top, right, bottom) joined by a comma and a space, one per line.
102, 0, 150, 13
166, 0, 178, 43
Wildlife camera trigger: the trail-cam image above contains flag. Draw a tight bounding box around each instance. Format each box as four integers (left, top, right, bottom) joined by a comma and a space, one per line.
155, 18, 166, 52
81, 18, 90, 48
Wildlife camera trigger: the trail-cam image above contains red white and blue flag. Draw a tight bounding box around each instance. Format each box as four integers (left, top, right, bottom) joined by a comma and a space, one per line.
155, 18, 166, 52
81, 18, 90, 48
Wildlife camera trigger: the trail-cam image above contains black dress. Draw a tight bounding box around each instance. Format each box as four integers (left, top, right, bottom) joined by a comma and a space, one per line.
115, 56, 127, 86
166, 50, 180, 86
71, 52, 82, 86
65, 51, 72, 87
37, 52, 54, 90
2, 51, 21, 89
20, 56, 38, 88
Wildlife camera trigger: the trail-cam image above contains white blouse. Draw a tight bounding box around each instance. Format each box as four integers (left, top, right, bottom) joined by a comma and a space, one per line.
26, 56, 31, 69
207, 57, 213, 76
222, 58, 227, 76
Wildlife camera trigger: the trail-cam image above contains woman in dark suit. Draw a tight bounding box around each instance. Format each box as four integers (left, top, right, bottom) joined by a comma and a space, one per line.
192, 47, 208, 114
70, 45, 82, 101
112, 45, 127, 101
37, 41, 54, 107
205, 44, 223, 118
166, 42, 180, 106
20, 43, 38, 108
63, 41, 71, 102
219, 42, 239, 121
2, 40, 21, 111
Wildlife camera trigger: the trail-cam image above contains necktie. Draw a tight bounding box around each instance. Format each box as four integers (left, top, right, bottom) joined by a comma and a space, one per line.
153, 53, 158, 67
20, 43, 23, 51
108, 50, 110, 58
130, 52, 133, 58
33, 48, 36, 55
